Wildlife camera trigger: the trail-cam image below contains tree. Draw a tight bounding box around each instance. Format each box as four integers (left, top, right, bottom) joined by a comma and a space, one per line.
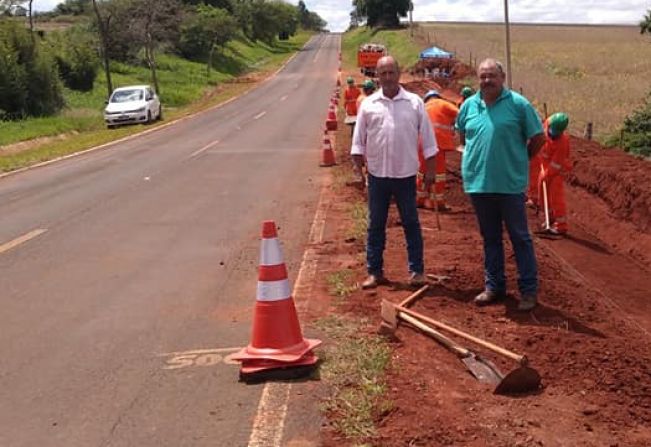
179, 4, 237, 77
352, 0, 410, 28
0, 21, 64, 118
641, 9, 651, 36
91, 0, 112, 97
128, 0, 184, 95
55, 0, 92, 16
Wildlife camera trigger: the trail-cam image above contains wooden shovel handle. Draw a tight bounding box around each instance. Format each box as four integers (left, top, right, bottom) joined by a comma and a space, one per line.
399, 284, 429, 308
395, 304, 528, 365
399, 312, 470, 357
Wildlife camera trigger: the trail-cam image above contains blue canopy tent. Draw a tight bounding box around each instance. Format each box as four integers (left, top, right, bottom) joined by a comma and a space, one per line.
419, 46, 454, 60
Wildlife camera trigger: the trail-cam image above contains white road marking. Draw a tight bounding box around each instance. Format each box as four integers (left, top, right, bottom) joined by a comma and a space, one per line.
160, 347, 241, 370
247, 176, 330, 447
248, 383, 290, 447
280, 95, 288, 102
0, 228, 47, 255
253, 111, 266, 120
189, 139, 220, 158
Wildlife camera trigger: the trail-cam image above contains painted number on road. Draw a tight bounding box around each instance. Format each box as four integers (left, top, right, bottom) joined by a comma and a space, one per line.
161, 348, 240, 370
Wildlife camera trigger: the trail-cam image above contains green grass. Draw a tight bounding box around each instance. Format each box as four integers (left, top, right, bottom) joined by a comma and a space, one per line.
0, 31, 311, 172
315, 315, 392, 441
326, 269, 357, 298
347, 201, 368, 241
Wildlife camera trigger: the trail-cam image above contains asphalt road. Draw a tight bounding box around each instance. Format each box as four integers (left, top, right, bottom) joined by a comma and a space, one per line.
0, 33, 340, 447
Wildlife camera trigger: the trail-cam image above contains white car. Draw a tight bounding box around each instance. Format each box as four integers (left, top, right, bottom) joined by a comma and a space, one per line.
104, 85, 162, 128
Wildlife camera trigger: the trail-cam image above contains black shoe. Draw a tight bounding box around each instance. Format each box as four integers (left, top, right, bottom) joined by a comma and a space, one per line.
517, 294, 537, 311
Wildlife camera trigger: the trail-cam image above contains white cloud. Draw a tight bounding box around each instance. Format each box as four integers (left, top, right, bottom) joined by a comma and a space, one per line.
33, 0, 650, 32
304, 0, 650, 32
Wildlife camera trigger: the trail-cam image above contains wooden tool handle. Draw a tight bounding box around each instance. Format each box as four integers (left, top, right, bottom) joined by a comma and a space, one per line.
399, 312, 469, 357
399, 284, 429, 308
396, 304, 528, 365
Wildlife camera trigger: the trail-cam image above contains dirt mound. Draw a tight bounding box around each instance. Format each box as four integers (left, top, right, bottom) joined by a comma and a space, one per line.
568, 136, 651, 233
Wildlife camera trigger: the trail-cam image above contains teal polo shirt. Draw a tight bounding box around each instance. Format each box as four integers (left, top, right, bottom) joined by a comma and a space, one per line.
456, 89, 543, 194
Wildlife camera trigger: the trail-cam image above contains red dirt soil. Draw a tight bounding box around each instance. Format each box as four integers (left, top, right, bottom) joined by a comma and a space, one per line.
310, 78, 651, 446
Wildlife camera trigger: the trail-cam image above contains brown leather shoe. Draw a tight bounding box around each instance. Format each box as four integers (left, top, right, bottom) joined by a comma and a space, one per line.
473, 289, 505, 306
408, 272, 427, 287
361, 274, 386, 289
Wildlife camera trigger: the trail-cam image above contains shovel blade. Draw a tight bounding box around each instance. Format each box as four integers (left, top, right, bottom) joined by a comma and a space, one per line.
461, 353, 504, 386
494, 366, 542, 395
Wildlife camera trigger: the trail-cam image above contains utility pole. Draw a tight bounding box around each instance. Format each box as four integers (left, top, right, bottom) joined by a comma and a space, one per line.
409, 1, 414, 37
503, 0, 513, 88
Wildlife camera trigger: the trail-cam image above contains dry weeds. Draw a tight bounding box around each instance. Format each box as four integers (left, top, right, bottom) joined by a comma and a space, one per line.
415, 23, 651, 140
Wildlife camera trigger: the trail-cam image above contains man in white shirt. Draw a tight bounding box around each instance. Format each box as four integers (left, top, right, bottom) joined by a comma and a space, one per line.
351, 56, 438, 289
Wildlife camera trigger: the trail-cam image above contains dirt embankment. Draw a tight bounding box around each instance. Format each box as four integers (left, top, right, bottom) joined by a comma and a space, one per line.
317, 74, 651, 447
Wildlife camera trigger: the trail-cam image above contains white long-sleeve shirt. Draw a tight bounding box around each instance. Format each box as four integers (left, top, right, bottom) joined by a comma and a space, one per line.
351, 87, 438, 178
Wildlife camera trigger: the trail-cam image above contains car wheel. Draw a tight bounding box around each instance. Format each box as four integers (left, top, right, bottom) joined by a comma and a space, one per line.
107, 124, 115, 129
157, 105, 163, 121
146, 110, 152, 124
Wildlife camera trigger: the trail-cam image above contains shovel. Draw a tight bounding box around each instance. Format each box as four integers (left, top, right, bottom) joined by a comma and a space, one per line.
398, 310, 505, 386
381, 300, 542, 395
535, 180, 561, 238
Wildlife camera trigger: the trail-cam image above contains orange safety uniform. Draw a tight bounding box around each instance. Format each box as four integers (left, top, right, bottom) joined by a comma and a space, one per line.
528, 153, 542, 206
416, 97, 459, 209
538, 119, 571, 233
344, 85, 361, 117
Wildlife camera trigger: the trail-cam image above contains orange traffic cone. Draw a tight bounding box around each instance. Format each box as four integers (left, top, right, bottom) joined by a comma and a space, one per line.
320, 131, 336, 167
232, 221, 321, 380
326, 105, 337, 131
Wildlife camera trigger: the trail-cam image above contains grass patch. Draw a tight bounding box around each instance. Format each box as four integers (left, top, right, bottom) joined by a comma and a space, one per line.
0, 31, 311, 172
347, 200, 368, 241
326, 269, 357, 298
315, 315, 392, 441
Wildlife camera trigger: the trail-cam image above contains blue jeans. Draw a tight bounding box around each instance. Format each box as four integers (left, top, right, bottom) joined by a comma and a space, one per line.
469, 193, 538, 296
367, 174, 423, 276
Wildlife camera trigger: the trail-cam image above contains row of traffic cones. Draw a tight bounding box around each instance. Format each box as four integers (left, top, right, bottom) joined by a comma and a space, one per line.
232, 221, 321, 382
320, 79, 341, 167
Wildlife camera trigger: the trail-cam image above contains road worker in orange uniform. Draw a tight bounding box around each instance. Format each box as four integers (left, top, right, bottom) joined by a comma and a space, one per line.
416, 89, 459, 210
538, 112, 571, 234
344, 77, 361, 118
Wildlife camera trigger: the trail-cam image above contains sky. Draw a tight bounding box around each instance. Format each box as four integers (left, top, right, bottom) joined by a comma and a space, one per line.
33, 0, 650, 33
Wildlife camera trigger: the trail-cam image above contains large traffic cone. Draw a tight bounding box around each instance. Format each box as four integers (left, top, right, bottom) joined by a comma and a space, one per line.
320, 131, 336, 167
232, 221, 321, 372
326, 105, 337, 131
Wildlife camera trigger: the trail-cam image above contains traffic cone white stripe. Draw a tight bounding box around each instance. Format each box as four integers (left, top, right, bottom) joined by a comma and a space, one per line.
259, 238, 284, 266
257, 279, 292, 302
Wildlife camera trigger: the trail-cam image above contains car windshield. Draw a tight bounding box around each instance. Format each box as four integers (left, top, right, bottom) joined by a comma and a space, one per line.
110, 89, 144, 103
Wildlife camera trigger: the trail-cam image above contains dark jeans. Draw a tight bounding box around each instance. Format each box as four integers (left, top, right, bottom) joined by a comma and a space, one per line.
367, 174, 423, 277
469, 193, 538, 296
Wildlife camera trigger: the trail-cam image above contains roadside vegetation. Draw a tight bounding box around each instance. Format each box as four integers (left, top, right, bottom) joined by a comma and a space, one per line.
316, 315, 392, 442
0, 0, 325, 172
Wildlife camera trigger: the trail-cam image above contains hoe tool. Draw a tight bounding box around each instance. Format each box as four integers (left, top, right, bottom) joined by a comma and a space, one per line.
535, 179, 561, 238
381, 300, 541, 395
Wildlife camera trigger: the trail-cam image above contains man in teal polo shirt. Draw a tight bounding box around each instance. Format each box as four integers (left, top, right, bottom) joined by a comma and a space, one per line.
456, 58, 545, 311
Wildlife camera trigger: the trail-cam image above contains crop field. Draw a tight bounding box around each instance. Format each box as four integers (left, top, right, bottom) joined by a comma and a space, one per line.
415, 23, 651, 140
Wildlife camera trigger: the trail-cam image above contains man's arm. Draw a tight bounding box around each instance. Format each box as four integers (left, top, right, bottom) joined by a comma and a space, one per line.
527, 133, 545, 159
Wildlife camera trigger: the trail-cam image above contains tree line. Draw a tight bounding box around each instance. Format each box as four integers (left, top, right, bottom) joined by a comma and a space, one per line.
0, 0, 325, 120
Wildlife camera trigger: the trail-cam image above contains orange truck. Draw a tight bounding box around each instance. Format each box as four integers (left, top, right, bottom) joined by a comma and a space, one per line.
357, 43, 387, 77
